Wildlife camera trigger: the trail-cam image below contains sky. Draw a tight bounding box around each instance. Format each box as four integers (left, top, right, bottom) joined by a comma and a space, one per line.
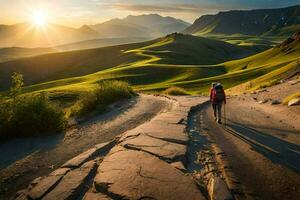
1, 0, 299, 27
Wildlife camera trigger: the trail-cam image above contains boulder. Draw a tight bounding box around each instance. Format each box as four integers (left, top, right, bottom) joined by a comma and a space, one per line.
288, 98, 300, 106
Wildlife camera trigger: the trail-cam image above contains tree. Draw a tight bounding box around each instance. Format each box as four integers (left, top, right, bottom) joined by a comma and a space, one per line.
10, 72, 24, 100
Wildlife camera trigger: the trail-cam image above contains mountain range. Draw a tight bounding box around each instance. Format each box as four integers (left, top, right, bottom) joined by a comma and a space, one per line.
0, 14, 190, 48
184, 5, 300, 36
89, 14, 190, 38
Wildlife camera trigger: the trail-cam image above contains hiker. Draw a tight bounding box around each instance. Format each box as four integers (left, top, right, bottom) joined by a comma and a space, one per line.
210, 83, 226, 124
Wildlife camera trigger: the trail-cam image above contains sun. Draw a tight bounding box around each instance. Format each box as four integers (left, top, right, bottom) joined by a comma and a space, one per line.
31, 10, 48, 27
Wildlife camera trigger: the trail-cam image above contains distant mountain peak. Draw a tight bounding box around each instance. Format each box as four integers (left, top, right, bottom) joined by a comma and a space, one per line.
184, 5, 300, 36
88, 14, 190, 39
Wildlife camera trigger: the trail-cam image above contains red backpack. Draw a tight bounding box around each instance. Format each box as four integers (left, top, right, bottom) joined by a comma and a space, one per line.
214, 84, 225, 102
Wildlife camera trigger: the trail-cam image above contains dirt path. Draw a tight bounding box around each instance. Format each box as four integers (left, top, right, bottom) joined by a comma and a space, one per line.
0, 95, 172, 199
200, 98, 300, 200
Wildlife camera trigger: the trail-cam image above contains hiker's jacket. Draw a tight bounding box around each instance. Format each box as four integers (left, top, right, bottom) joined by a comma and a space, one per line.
210, 87, 226, 104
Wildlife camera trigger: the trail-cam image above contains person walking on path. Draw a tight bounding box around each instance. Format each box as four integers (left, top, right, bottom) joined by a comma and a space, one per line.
210, 83, 226, 124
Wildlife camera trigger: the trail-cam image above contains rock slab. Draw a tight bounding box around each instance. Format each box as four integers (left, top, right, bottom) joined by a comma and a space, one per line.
94, 147, 205, 200
43, 161, 97, 200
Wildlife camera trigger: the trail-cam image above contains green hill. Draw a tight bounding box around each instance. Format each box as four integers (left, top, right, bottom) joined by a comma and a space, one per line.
0, 34, 258, 91
1, 33, 299, 113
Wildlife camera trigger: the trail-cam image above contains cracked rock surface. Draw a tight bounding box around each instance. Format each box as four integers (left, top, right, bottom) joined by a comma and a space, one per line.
15, 96, 208, 200
94, 146, 205, 200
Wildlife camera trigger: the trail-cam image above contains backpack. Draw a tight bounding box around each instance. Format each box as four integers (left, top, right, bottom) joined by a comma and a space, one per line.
214, 84, 225, 102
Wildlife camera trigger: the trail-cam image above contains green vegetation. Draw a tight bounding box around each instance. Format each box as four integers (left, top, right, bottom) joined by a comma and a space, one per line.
0, 73, 66, 138
0, 33, 299, 112
74, 80, 136, 117
164, 87, 189, 96
203, 34, 285, 47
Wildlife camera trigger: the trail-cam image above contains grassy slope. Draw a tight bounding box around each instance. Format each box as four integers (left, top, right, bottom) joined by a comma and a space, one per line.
1, 34, 299, 107
0, 34, 255, 91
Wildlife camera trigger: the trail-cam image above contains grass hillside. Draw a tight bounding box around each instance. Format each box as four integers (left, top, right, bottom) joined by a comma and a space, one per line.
0, 34, 258, 90
1, 33, 299, 112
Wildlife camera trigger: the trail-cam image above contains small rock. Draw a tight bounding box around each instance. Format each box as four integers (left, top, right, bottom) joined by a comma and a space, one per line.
259, 99, 268, 104
253, 97, 257, 100
207, 176, 233, 200
48, 165, 55, 169
288, 80, 299, 85
271, 100, 281, 105
258, 89, 268, 93
288, 98, 300, 106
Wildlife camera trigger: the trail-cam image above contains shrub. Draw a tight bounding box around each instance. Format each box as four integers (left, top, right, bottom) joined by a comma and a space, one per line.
76, 80, 136, 117
0, 94, 66, 138
164, 86, 189, 96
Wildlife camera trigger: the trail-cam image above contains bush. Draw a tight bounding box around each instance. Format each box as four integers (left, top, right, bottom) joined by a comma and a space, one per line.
164, 86, 189, 96
76, 80, 136, 117
0, 94, 66, 138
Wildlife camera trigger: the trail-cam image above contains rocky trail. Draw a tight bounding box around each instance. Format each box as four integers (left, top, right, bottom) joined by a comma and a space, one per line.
12, 96, 238, 200
1, 90, 300, 200
0, 95, 171, 199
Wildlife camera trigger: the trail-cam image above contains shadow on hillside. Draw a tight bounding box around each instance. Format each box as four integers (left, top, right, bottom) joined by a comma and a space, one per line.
224, 120, 300, 174
0, 134, 63, 170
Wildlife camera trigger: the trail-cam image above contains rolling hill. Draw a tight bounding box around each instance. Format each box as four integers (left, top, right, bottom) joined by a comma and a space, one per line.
55, 37, 150, 51
184, 5, 300, 36
0, 33, 299, 111
0, 34, 259, 91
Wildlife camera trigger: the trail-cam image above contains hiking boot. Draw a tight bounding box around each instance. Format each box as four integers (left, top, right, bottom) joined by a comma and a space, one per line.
218, 120, 222, 124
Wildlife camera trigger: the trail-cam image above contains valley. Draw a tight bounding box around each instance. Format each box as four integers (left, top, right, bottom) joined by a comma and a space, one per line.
0, 4, 299, 200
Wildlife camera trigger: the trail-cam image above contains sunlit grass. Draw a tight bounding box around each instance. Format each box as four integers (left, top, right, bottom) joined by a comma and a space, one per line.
1, 34, 299, 105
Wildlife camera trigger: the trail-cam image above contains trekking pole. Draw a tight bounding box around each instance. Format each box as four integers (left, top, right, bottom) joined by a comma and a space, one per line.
224, 102, 226, 128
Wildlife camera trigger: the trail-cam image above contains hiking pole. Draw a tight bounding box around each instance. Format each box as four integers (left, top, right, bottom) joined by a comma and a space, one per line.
224, 102, 226, 128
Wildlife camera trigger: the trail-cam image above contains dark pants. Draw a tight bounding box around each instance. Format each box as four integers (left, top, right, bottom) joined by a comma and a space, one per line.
212, 102, 222, 122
